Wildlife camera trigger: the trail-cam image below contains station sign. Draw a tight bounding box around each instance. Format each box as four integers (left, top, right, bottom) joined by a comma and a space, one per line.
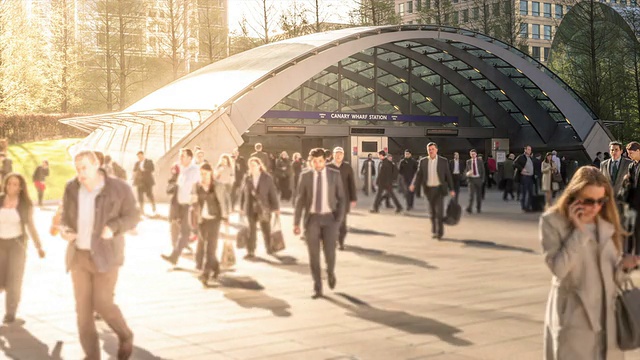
262, 110, 457, 123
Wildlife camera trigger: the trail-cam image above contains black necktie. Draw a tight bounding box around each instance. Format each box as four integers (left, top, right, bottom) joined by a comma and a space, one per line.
315, 171, 322, 213
612, 161, 619, 182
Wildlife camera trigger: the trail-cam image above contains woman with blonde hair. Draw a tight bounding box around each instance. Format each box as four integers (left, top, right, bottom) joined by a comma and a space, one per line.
540, 166, 638, 359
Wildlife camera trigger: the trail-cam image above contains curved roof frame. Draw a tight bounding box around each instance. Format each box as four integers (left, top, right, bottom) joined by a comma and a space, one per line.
418, 38, 557, 141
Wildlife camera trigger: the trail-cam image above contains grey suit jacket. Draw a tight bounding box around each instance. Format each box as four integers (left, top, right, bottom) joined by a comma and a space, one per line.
411, 155, 454, 195
464, 158, 485, 182
600, 157, 631, 196
294, 168, 346, 228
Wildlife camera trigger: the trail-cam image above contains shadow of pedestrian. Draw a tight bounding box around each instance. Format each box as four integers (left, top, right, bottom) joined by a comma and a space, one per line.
344, 245, 438, 270
326, 293, 472, 347
347, 227, 395, 237
217, 275, 265, 290
252, 255, 309, 276
440, 239, 536, 254
99, 330, 165, 360
0, 324, 63, 359
223, 290, 292, 317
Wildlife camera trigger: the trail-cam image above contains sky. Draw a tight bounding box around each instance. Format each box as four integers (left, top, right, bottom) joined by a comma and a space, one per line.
228, 0, 357, 35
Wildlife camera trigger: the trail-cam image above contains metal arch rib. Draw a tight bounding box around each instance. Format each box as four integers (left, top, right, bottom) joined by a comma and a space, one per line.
350, 51, 476, 127
379, 43, 517, 135
419, 39, 557, 142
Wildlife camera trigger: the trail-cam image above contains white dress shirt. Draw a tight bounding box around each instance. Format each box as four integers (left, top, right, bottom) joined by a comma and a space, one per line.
453, 160, 460, 175
427, 156, 440, 187
469, 158, 481, 178
76, 178, 105, 250
177, 164, 200, 205
311, 168, 331, 214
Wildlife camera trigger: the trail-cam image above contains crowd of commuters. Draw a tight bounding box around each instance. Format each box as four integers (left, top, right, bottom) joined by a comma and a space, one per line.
4, 133, 640, 359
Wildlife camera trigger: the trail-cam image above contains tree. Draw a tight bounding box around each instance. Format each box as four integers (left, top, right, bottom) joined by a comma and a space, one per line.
196, 0, 228, 64
50, 0, 85, 112
494, 0, 527, 50
417, 0, 457, 26
307, 0, 332, 32
350, 0, 400, 26
248, 0, 279, 44
280, 0, 311, 39
468, 0, 495, 35
0, 2, 52, 113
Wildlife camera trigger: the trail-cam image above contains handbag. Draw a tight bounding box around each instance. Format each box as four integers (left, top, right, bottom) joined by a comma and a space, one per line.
236, 216, 249, 249
270, 214, 286, 253
616, 278, 640, 350
552, 169, 563, 183
221, 239, 236, 268
552, 182, 560, 191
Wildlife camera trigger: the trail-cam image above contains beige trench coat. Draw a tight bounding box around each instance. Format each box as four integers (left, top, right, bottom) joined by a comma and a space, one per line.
540, 210, 625, 360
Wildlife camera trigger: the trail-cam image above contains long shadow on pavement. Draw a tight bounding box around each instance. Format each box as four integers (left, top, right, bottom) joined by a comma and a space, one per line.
325, 293, 472, 347
0, 325, 63, 359
344, 245, 438, 270
100, 330, 165, 360
252, 255, 309, 276
439, 239, 536, 254
347, 227, 395, 237
209, 275, 292, 317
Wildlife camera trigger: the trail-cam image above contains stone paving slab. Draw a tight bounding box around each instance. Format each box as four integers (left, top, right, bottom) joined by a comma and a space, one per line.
1, 189, 639, 359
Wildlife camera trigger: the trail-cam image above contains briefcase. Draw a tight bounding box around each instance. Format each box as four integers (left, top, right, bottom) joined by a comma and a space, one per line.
443, 198, 461, 226
270, 214, 286, 253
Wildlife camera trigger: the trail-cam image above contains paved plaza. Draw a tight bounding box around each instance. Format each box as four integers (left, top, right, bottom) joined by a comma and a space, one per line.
4, 188, 640, 359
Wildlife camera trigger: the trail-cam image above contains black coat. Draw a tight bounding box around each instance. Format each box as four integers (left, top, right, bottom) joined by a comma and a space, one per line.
399, 158, 418, 183
233, 156, 247, 187
327, 162, 357, 206
376, 158, 398, 188
412, 156, 454, 195
240, 172, 279, 216
133, 159, 155, 187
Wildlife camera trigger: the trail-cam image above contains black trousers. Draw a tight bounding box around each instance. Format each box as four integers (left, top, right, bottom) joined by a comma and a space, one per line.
425, 186, 445, 237
305, 214, 338, 292
169, 204, 191, 262
195, 218, 221, 275
467, 178, 483, 211
452, 174, 461, 201
339, 212, 348, 247
248, 213, 271, 255
502, 179, 515, 200
403, 178, 415, 209
136, 185, 156, 212
372, 185, 402, 211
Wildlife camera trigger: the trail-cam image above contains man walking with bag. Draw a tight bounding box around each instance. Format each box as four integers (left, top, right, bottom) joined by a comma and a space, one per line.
132, 151, 156, 216
410, 142, 455, 240
294, 148, 346, 299
370, 151, 402, 214
60, 150, 139, 360
465, 149, 485, 214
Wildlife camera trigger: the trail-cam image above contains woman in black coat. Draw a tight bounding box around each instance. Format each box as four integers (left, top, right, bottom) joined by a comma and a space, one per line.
240, 157, 279, 259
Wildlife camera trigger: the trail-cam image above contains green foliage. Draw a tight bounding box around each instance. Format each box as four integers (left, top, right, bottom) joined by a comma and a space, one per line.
6, 138, 80, 201
549, 1, 640, 142
350, 0, 400, 26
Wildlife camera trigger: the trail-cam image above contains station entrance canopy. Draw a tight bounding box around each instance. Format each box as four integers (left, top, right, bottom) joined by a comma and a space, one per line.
60, 25, 612, 184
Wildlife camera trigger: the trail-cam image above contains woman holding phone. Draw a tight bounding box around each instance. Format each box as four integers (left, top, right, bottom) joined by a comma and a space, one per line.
540, 166, 638, 359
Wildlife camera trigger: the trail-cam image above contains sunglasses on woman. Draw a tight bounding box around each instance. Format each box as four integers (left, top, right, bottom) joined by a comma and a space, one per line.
578, 197, 609, 206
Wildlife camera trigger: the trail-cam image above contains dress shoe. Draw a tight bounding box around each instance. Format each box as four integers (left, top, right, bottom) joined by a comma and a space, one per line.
117, 336, 134, 360
212, 265, 220, 279
466, 208, 472, 214
160, 254, 177, 266
339, 245, 345, 251
395, 208, 403, 214
197, 273, 209, 286
243, 253, 255, 260
477, 209, 481, 214
3, 314, 15, 324
369, 209, 379, 213
312, 291, 323, 299
436, 234, 443, 240
431, 233, 438, 239
328, 273, 337, 290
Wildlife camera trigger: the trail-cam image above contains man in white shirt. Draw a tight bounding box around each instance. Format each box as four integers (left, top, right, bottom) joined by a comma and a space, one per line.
449, 152, 462, 201
409, 142, 455, 240
294, 148, 346, 299
465, 149, 485, 214
162, 148, 201, 265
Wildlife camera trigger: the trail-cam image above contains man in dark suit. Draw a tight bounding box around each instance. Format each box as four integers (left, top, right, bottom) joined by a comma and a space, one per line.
601, 141, 631, 197
251, 143, 271, 173
514, 145, 535, 212
449, 152, 463, 201
327, 147, 357, 251
465, 149, 485, 214
409, 142, 455, 240
231, 148, 247, 210
294, 148, 346, 299
370, 151, 402, 213
399, 150, 418, 211
361, 153, 376, 195
133, 151, 156, 216
623, 141, 640, 255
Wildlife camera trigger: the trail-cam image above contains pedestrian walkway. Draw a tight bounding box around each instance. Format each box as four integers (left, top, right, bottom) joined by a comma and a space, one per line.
5, 188, 640, 359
